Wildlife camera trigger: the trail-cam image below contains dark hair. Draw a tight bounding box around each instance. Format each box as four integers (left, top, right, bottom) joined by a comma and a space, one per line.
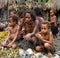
34, 7, 43, 17
48, 9, 56, 21
9, 15, 18, 24
9, 9, 16, 15
18, 9, 25, 18
24, 10, 36, 21
42, 20, 51, 29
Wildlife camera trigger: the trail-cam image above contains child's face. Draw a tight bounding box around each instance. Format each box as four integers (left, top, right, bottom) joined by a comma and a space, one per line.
9, 18, 16, 27
10, 12, 15, 16
18, 18, 23, 26
25, 13, 32, 22
50, 10, 54, 16
41, 24, 49, 34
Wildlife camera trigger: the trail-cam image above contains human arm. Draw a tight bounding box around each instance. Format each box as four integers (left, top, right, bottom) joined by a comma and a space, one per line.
1, 28, 11, 46
23, 20, 39, 41
45, 32, 54, 44
35, 32, 54, 44
8, 26, 20, 46
35, 32, 46, 42
28, 19, 39, 36
11, 26, 20, 43
4, 28, 11, 42
50, 16, 57, 23
41, 32, 54, 44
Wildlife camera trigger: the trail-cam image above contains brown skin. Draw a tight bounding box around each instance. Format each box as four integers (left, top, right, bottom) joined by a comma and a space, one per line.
23, 13, 39, 43
1, 18, 20, 48
10, 12, 15, 16
18, 18, 23, 26
50, 9, 57, 26
50, 9, 58, 38
10, 11, 16, 16
35, 24, 54, 52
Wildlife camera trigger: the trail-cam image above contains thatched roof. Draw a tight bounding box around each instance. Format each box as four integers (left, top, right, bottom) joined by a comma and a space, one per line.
45, 0, 60, 11
56, 0, 60, 11
8, 0, 60, 11
0, 0, 7, 8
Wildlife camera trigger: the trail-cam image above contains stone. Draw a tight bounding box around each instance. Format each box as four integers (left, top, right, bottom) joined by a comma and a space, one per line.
8, 54, 12, 58
41, 55, 48, 58
26, 48, 34, 55
19, 49, 25, 58
35, 53, 43, 58
47, 53, 53, 58
56, 51, 60, 56
53, 54, 60, 58
1, 47, 4, 51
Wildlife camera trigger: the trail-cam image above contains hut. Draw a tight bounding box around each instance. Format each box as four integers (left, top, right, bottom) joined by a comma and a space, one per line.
44, 0, 60, 11
0, 0, 5, 8
0, 0, 8, 19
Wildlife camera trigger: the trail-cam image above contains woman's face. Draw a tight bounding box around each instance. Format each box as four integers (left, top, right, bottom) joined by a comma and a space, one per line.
25, 13, 32, 23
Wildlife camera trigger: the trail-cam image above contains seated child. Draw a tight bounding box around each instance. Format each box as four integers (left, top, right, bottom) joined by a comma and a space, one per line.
1, 15, 20, 48
35, 21, 55, 54
22, 10, 39, 49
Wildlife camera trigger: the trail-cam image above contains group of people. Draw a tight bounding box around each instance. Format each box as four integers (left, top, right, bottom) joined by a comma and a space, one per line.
1, 7, 58, 54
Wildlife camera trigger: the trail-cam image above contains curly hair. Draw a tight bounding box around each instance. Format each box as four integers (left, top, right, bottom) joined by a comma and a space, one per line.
42, 20, 51, 29
24, 9, 36, 21
9, 15, 18, 24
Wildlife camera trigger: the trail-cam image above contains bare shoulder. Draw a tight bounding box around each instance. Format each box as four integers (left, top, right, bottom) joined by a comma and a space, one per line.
40, 17, 44, 21
8, 27, 12, 31
35, 19, 39, 24
35, 32, 41, 37
16, 25, 20, 30
54, 15, 56, 18
49, 32, 53, 36
50, 31, 52, 34
53, 15, 57, 19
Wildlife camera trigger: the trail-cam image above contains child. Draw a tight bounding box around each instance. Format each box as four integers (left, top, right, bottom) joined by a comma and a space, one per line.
49, 9, 58, 38
17, 10, 25, 48
34, 7, 44, 31
1, 15, 20, 48
35, 21, 55, 54
9, 10, 17, 16
18, 9, 25, 27
22, 10, 39, 49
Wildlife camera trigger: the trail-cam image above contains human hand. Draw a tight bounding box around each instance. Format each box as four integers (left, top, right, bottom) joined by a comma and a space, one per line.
1, 41, 6, 46
7, 42, 13, 48
23, 33, 31, 41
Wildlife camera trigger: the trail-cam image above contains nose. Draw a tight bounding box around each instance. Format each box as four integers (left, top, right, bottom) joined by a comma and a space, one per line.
25, 18, 29, 22
42, 29, 45, 32
9, 23, 11, 25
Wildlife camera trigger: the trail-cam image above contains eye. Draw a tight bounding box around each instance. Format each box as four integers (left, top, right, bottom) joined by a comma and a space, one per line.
41, 28, 44, 29
44, 28, 46, 29
41, 27, 46, 30
25, 17, 31, 18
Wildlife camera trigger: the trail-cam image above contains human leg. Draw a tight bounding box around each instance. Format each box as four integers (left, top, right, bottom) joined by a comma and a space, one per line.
35, 46, 44, 52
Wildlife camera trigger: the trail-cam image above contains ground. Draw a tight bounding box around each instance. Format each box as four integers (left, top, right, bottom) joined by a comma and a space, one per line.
0, 10, 60, 58
0, 27, 60, 58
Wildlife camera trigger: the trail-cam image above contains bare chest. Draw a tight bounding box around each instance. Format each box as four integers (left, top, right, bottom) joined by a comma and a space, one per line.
25, 22, 35, 33
10, 27, 17, 34
42, 35, 49, 40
